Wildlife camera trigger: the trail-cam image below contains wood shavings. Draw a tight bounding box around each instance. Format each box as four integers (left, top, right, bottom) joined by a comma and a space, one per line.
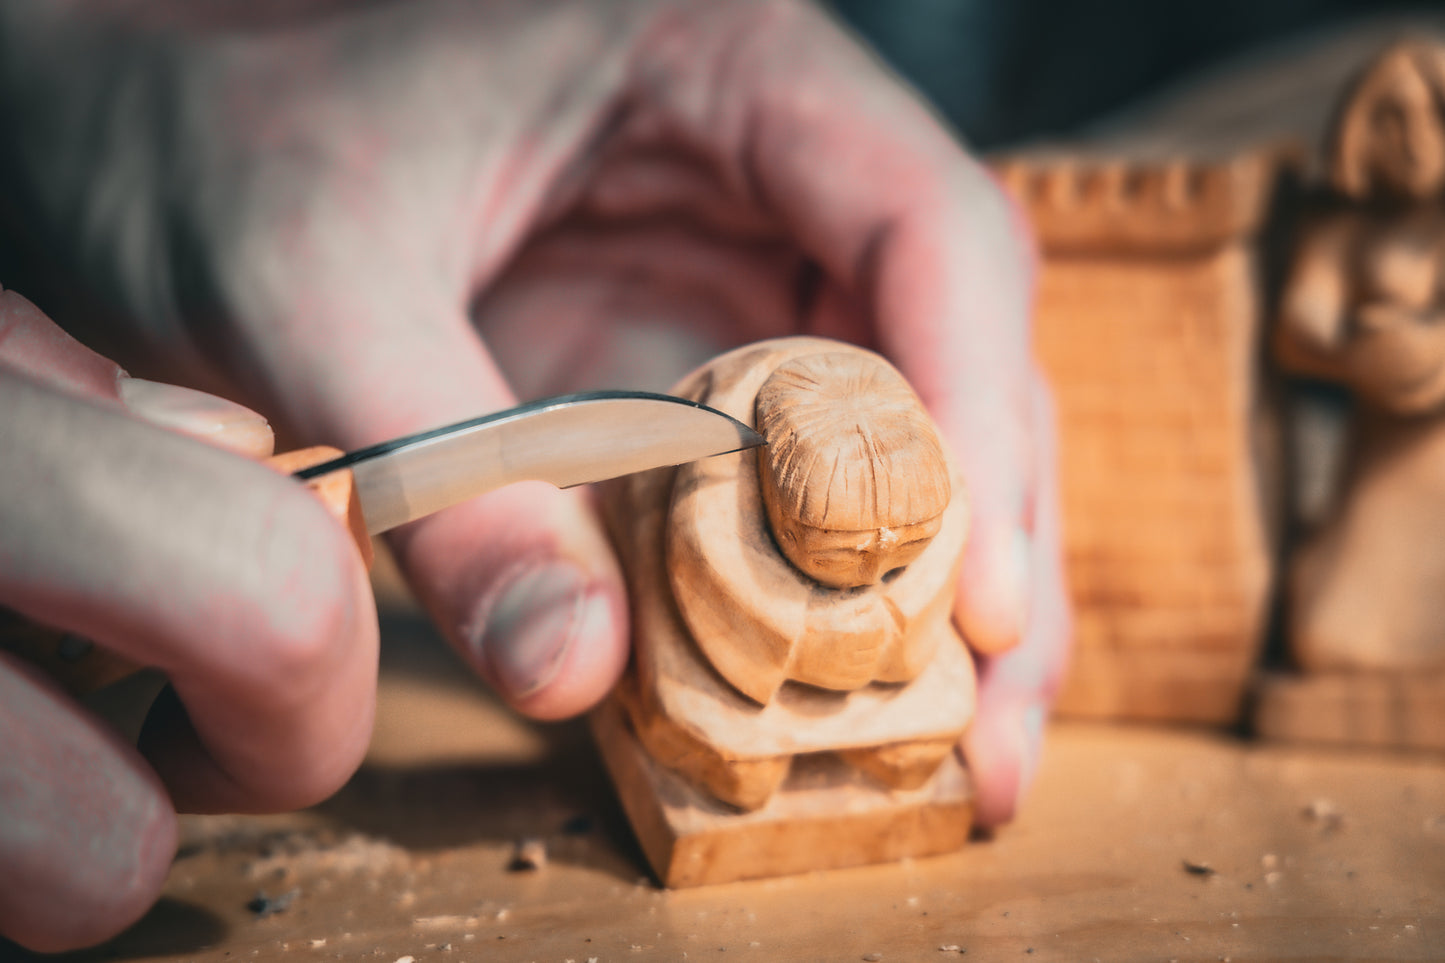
246, 888, 299, 919
244, 831, 409, 882
1303, 798, 1346, 832
412, 914, 480, 931
508, 837, 548, 871
938, 947, 967, 954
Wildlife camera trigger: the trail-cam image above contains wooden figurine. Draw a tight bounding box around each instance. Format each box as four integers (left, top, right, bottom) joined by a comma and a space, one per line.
1255, 41, 1445, 751
591, 337, 980, 887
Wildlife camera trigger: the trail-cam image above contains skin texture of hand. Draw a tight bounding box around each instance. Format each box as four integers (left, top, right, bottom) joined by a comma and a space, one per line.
0, 290, 378, 950
0, 0, 1068, 946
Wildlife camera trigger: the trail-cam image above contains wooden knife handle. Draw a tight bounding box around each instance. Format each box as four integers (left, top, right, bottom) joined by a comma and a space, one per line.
0, 446, 373, 695
264, 446, 374, 571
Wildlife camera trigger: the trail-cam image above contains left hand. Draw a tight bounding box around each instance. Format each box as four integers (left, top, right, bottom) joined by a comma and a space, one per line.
0, 290, 378, 952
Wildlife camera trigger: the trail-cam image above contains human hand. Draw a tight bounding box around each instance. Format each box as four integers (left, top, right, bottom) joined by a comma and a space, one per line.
0, 0, 1066, 832
0, 291, 378, 951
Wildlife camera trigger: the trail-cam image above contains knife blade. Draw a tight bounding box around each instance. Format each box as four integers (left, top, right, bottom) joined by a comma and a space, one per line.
296, 390, 764, 535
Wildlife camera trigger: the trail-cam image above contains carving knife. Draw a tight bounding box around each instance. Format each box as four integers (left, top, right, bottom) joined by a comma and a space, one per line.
4, 389, 765, 693
293, 389, 763, 534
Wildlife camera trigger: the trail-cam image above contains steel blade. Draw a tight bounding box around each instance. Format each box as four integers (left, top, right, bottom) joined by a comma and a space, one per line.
294, 391, 763, 534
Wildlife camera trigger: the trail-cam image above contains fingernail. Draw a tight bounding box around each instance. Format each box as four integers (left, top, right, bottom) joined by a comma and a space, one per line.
473, 561, 595, 700
1012, 702, 1047, 814
118, 376, 274, 458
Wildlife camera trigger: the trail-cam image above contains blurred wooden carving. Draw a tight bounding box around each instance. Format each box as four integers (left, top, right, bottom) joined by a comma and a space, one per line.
591, 337, 979, 887
989, 151, 1284, 724
1256, 40, 1445, 750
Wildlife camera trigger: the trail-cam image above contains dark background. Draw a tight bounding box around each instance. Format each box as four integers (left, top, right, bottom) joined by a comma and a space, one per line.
830, 0, 1444, 148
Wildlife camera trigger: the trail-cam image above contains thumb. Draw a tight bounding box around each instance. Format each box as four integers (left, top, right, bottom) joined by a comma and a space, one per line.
398, 479, 628, 720
247, 282, 629, 721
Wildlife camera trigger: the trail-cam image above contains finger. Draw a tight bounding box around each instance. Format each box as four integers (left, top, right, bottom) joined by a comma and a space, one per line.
223, 248, 629, 720
963, 373, 1071, 827
0, 370, 377, 814
0, 287, 124, 398
634, 1, 1037, 651
474, 217, 806, 395
0, 287, 274, 457
0, 654, 175, 953
577, 148, 783, 240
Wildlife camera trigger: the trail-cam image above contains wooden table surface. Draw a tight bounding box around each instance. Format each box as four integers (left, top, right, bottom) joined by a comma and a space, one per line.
17, 609, 1439, 963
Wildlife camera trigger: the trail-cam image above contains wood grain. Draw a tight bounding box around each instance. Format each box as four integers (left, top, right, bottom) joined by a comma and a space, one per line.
589, 698, 974, 889
594, 337, 976, 866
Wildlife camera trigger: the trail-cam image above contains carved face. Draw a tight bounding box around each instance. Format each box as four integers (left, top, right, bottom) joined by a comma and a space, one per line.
1364, 73, 1445, 199
1334, 45, 1445, 201
774, 517, 942, 588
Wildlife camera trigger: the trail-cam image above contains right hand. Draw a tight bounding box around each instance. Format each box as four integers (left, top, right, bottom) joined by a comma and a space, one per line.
0, 290, 379, 952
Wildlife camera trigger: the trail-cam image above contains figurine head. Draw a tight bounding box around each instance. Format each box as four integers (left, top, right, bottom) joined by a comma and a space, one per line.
1331, 43, 1445, 203
755, 351, 951, 589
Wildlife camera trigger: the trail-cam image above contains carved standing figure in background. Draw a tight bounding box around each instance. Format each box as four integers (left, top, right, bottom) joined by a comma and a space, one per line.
592, 336, 986, 887
1275, 41, 1445, 675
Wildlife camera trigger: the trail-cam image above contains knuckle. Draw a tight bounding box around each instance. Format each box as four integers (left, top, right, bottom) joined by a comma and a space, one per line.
228, 481, 372, 708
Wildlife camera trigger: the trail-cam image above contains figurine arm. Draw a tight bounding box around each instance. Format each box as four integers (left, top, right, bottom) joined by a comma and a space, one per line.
1274, 219, 1355, 382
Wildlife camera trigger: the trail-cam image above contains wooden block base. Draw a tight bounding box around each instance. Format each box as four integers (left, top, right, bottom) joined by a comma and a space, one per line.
1056, 641, 1255, 724
1253, 670, 1445, 751
590, 696, 973, 889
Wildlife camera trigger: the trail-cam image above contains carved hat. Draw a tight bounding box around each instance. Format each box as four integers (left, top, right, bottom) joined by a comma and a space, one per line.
756, 351, 951, 533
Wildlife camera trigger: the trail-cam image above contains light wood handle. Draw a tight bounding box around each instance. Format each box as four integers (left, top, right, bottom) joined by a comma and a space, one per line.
0, 446, 373, 695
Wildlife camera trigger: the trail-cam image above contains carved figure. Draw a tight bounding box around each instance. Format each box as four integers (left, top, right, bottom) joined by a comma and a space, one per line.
1275, 40, 1445, 676
591, 337, 979, 886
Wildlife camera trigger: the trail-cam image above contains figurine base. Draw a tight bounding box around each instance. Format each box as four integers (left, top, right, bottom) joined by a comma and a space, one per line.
590, 696, 974, 889
1253, 669, 1445, 751
1057, 640, 1255, 725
